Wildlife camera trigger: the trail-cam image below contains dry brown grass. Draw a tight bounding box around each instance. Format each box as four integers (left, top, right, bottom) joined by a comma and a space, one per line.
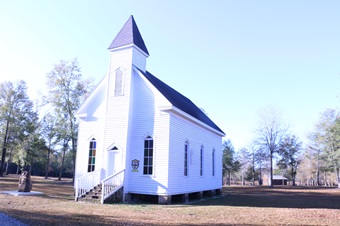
1, 174, 340, 225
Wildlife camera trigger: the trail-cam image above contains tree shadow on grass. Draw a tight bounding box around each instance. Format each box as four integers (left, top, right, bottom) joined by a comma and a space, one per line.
2, 209, 253, 226
193, 186, 340, 209
4, 209, 148, 226
1, 210, 258, 226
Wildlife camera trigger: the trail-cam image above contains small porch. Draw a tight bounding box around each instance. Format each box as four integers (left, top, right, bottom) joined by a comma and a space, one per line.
74, 169, 125, 204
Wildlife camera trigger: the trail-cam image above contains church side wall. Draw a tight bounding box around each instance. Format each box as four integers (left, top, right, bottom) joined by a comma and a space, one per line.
167, 114, 223, 195
126, 70, 170, 195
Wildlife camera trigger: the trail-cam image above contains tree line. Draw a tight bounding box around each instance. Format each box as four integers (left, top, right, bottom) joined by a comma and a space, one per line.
0, 58, 93, 180
223, 106, 340, 188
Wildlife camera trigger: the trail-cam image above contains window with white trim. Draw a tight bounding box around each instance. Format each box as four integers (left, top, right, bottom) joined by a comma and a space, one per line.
184, 141, 189, 176
212, 149, 215, 176
88, 138, 96, 172
200, 146, 204, 176
114, 68, 123, 96
143, 136, 153, 175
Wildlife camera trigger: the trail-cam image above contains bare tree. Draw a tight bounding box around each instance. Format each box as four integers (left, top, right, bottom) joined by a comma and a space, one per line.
238, 147, 251, 186
254, 106, 288, 187
248, 143, 258, 185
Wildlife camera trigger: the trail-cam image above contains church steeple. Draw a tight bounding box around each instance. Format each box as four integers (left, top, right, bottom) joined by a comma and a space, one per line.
108, 15, 149, 56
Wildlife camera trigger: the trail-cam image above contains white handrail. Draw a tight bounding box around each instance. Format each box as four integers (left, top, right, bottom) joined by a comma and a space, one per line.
75, 169, 103, 201
101, 169, 125, 204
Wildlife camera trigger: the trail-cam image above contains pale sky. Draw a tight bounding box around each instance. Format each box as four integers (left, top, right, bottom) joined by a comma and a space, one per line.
1, 0, 340, 150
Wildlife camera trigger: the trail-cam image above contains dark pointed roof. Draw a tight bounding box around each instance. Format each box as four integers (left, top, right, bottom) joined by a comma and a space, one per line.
108, 15, 149, 55
138, 69, 225, 135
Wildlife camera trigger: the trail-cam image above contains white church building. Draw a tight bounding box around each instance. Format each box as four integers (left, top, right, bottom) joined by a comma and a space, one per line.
74, 16, 225, 204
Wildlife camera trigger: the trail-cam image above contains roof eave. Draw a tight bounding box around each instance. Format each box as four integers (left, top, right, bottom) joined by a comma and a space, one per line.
160, 106, 225, 137
108, 44, 149, 58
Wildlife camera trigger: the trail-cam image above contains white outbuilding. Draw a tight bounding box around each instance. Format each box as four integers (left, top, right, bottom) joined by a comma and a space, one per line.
74, 15, 225, 204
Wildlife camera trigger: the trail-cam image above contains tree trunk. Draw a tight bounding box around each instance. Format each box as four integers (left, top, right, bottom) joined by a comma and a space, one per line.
5, 161, 9, 175
29, 163, 32, 175
259, 164, 262, 185
316, 153, 320, 186
270, 150, 273, 187
5, 147, 13, 175
58, 145, 66, 181
252, 164, 255, 186
25, 149, 31, 174
69, 115, 76, 183
16, 159, 21, 174
229, 171, 231, 186
71, 136, 76, 183
337, 167, 340, 189
0, 119, 10, 177
45, 142, 51, 179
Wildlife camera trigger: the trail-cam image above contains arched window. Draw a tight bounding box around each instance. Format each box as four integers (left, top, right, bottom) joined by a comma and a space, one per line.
88, 138, 96, 172
200, 145, 204, 176
114, 68, 123, 96
212, 149, 215, 176
143, 136, 153, 175
184, 141, 189, 176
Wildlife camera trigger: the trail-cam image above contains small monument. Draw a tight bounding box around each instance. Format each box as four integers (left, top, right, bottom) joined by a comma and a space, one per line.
18, 171, 32, 192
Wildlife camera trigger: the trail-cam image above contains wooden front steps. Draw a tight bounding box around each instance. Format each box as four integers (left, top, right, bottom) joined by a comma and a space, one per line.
79, 184, 102, 203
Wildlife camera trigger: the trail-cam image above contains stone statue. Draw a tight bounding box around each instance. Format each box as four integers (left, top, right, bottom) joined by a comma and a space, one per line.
18, 171, 32, 192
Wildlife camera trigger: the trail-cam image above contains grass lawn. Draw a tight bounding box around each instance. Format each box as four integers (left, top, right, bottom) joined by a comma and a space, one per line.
1, 174, 340, 225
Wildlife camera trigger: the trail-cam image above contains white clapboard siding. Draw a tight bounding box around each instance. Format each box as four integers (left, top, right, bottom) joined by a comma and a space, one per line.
75, 83, 107, 180
132, 48, 147, 72
103, 48, 135, 170
167, 114, 222, 194
126, 69, 171, 194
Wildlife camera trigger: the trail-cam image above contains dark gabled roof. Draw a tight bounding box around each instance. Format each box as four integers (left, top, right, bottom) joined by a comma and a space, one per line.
108, 15, 149, 55
138, 69, 225, 135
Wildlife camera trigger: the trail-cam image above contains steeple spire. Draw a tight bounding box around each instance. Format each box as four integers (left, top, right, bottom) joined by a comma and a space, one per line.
108, 15, 149, 56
